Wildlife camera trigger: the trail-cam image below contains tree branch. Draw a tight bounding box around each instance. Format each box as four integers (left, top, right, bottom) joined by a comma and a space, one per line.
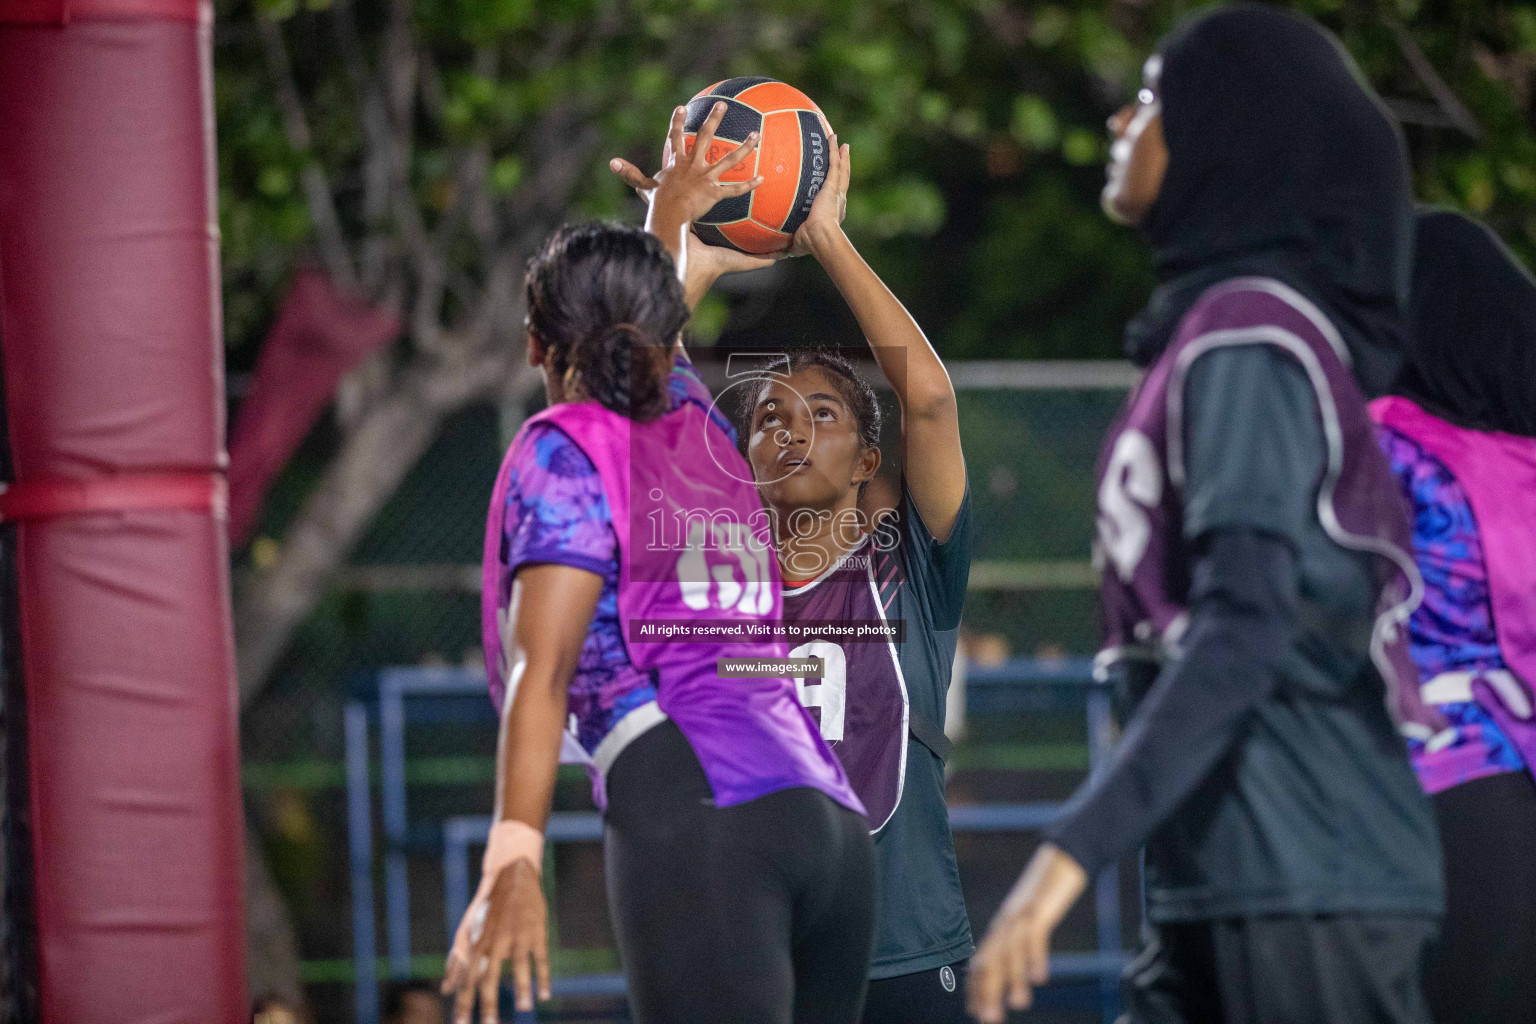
328, 0, 397, 297
386, 0, 418, 156
1386, 15, 1484, 140
235, 345, 536, 707
255, 13, 359, 290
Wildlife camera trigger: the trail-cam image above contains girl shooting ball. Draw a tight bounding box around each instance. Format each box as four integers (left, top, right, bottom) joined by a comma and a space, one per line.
445, 101, 876, 1024
614, 104, 976, 1024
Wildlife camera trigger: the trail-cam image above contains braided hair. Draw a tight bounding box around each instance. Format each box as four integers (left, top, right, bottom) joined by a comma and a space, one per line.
525, 222, 689, 421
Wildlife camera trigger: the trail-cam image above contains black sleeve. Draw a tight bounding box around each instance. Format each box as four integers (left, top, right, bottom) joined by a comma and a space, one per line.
1181, 345, 1322, 545
897, 478, 973, 632
1043, 528, 1300, 875
1042, 344, 1325, 876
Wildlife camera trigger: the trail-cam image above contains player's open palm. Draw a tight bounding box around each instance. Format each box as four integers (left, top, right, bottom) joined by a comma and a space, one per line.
609, 102, 762, 225
789, 134, 850, 256
685, 228, 779, 276
443, 858, 549, 1024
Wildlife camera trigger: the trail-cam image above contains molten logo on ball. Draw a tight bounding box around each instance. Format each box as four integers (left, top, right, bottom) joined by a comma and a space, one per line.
682, 76, 833, 254
802, 130, 827, 213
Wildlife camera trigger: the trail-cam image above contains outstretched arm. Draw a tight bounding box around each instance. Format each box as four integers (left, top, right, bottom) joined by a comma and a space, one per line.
968, 345, 1326, 1021
969, 527, 1298, 1021
795, 140, 966, 539
608, 105, 777, 328
443, 563, 602, 1023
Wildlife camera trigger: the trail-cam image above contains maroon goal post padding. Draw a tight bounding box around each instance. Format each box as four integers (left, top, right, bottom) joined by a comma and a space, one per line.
0, 0, 247, 1021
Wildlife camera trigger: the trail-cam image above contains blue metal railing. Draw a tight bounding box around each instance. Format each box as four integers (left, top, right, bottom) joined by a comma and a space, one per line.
345, 659, 1130, 1024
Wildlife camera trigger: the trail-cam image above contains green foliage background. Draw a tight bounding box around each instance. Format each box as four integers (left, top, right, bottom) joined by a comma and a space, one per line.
215, 0, 1536, 369
215, 3, 1536, 1006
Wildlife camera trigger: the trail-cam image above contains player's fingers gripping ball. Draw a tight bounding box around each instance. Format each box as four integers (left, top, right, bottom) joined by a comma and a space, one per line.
683, 77, 833, 254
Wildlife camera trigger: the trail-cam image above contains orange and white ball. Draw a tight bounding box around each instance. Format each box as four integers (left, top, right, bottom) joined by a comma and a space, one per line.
682, 77, 833, 254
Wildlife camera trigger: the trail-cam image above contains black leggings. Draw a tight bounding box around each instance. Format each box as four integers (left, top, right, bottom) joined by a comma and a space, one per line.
860, 961, 969, 1024
603, 720, 876, 1024
1121, 915, 1435, 1024
1426, 770, 1536, 1024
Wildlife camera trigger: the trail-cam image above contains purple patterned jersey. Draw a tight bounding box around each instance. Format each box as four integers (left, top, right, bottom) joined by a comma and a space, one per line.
498, 426, 656, 754
1377, 415, 1527, 793
481, 353, 862, 815
489, 356, 738, 755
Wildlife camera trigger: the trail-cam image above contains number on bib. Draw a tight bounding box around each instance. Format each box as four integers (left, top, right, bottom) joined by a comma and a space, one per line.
676, 520, 774, 614
789, 640, 847, 742
1097, 429, 1161, 582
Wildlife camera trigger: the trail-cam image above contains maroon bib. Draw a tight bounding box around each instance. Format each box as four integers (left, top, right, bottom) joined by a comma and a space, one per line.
1094, 277, 1442, 737
781, 538, 909, 832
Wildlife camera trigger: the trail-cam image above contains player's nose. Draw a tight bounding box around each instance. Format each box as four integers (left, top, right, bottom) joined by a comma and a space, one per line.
774, 421, 809, 448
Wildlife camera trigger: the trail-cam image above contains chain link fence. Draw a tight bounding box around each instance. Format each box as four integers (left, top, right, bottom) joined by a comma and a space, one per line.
238, 362, 1136, 1021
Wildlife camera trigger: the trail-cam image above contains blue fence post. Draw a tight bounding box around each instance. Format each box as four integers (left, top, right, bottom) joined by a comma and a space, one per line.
1085, 686, 1123, 1024
379, 671, 413, 979
373, 660, 1136, 1018
345, 702, 380, 1024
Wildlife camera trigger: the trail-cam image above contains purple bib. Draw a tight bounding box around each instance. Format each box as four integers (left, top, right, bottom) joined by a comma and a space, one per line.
1372, 396, 1536, 754
1094, 278, 1442, 737
482, 397, 863, 815
781, 538, 909, 832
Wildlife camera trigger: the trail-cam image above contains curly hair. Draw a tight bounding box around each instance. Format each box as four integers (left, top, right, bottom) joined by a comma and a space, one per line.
524, 222, 689, 421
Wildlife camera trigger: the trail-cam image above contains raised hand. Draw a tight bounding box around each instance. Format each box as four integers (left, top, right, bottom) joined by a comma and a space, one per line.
609, 157, 778, 309
615, 103, 763, 226
610, 103, 772, 296
679, 229, 781, 309
608, 155, 659, 208
789, 133, 851, 258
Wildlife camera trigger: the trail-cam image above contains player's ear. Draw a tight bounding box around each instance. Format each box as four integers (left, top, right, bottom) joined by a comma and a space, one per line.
527, 328, 546, 367
854, 443, 882, 485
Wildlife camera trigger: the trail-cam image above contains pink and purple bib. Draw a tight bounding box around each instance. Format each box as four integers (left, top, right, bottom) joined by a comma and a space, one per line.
482, 379, 862, 816
1373, 395, 1536, 792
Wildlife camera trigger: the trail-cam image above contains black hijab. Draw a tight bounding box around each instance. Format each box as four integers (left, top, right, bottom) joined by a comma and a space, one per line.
1124, 4, 1415, 397
1397, 208, 1536, 436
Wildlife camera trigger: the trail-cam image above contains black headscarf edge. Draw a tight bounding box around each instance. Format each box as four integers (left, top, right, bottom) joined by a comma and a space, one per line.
1397, 207, 1536, 437
1124, 3, 1414, 398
